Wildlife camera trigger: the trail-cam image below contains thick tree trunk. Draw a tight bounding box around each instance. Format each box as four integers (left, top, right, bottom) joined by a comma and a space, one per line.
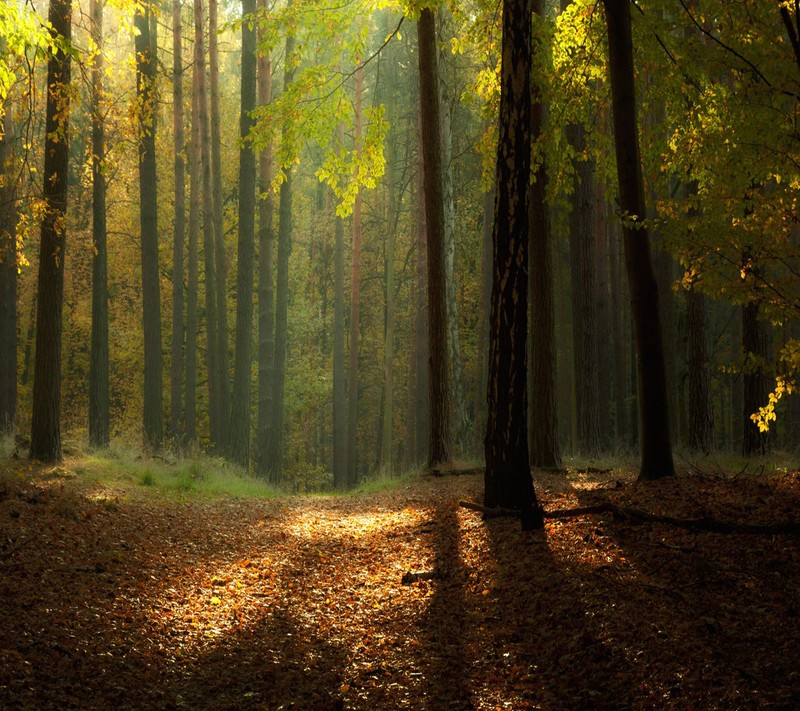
228, 0, 257, 465
603, 0, 674, 480
185, 20, 202, 445
30, 0, 71, 461
0, 96, 17, 436
528, 0, 560, 470
594, 186, 613, 450
136, 4, 162, 450
417, 8, 451, 469
484, 0, 543, 530
608, 218, 627, 448
256, 16, 274, 476
347, 64, 364, 485
265, 34, 295, 484
89, 0, 109, 449
170, 0, 185, 446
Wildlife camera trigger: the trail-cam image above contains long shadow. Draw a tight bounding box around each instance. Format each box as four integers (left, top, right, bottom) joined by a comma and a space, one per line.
565, 471, 800, 708
479, 488, 638, 711
411, 491, 473, 709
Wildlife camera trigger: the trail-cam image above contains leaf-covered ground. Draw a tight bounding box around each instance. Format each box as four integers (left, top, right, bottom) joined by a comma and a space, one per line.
1, 462, 799, 710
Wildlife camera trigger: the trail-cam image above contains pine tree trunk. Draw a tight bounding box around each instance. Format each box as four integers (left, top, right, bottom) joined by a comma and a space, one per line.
333, 174, 347, 488
474, 182, 494, 453
381, 97, 396, 473
436, 6, 469, 449
594, 185, 613, 450
266, 34, 295, 484
417, 8, 451, 469
609, 219, 627, 448
347, 63, 364, 485
603, 0, 674, 480
89, 0, 109, 449
484, 0, 543, 530
136, 4, 162, 450
228, 0, 257, 465
687, 287, 714, 452
0, 96, 17, 436
566, 123, 602, 457
185, 21, 202, 445
170, 0, 185, 446
30, 0, 71, 462
413, 112, 430, 464
256, 17, 274, 476
528, 1, 560, 470
196, 0, 221, 446
209, 0, 229, 443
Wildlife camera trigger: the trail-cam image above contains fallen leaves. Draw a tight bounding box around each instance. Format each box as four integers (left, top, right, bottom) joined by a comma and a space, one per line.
0, 464, 799, 709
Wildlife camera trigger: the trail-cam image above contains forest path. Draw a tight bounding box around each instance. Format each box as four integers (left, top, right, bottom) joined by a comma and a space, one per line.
1, 462, 799, 709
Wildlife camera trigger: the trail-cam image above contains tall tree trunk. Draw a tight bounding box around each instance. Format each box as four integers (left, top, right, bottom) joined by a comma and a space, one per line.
742, 302, 769, 455
603, 0, 674, 480
256, 16, 274, 476
528, 0, 560, 470
687, 287, 714, 452
381, 99, 396, 473
474, 181, 494, 453
333, 173, 347, 488
347, 63, 364, 485
566, 123, 602, 457
228, 0, 257, 464
413, 123, 430, 465
266, 34, 295, 484
185, 20, 202, 445
196, 0, 221, 446
0, 94, 17, 436
417, 8, 451, 469
437, 5, 469, 449
30, 0, 71, 461
209, 0, 229, 443
594, 185, 613, 449
484, 0, 543, 530
89, 0, 109, 448
170, 0, 185, 446
136, 3, 162, 450
608, 217, 627, 448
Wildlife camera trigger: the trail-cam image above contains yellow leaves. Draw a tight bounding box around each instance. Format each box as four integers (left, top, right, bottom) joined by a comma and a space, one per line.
210, 596, 221, 606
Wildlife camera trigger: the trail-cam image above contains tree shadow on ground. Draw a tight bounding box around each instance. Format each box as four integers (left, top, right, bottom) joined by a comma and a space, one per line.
558, 469, 800, 708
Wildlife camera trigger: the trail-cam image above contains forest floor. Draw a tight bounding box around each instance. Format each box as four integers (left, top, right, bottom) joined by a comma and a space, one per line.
1, 458, 799, 710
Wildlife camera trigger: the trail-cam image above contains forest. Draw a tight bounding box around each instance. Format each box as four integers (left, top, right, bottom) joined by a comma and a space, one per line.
2, 0, 800, 708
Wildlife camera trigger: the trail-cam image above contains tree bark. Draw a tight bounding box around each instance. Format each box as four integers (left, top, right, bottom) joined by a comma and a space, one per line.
475, 181, 494, 454
256, 12, 274, 476
484, 0, 543, 529
196, 0, 221, 447
347, 63, 364, 485
417, 8, 451, 469
437, 5, 469, 449
528, 0, 560, 470
333, 170, 347, 488
687, 286, 714, 452
603, 0, 674, 480
228, 0, 257, 464
185, 11, 202, 444
170, 0, 185, 447
89, 0, 109, 448
135, 2, 162, 451
30, 0, 71, 461
265, 34, 295, 484
0, 92, 17, 436
209, 0, 229, 444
